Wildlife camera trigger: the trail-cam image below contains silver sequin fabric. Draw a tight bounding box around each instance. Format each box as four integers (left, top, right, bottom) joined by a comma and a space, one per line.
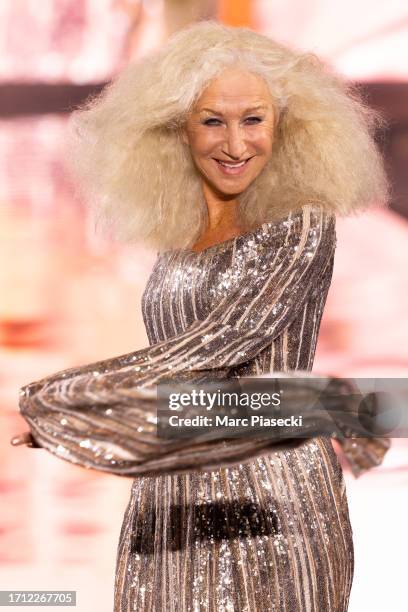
18, 204, 389, 611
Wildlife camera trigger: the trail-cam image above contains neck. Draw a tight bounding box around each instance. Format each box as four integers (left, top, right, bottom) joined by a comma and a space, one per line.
202, 182, 240, 230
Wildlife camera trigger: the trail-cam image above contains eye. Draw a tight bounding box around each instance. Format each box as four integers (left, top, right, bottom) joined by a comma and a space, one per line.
244, 116, 263, 125
202, 118, 223, 126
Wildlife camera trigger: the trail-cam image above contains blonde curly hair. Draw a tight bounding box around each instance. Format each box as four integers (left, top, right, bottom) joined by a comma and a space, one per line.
66, 20, 389, 250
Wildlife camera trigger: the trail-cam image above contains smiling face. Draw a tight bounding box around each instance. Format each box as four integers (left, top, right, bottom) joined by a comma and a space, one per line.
182, 68, 275, 203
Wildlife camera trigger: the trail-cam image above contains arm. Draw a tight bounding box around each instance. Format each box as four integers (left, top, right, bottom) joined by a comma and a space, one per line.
337, 437, 392, 478
25, 205, 335, 392
17, 205, 338, 476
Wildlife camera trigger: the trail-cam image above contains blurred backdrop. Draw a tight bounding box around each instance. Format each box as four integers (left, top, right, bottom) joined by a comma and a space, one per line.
1, 2, 407, 611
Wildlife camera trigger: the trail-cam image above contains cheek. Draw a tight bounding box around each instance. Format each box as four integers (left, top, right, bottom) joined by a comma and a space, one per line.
253, 132, 274, 155
246, 125, 274, 154
190, 132, 221, 159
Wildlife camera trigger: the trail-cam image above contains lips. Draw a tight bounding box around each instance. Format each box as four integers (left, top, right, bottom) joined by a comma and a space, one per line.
217, 159, 247, 167
213, 157, 253, 175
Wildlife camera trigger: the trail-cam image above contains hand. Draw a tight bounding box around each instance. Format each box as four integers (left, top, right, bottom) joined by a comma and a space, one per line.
10, 431, 41, 448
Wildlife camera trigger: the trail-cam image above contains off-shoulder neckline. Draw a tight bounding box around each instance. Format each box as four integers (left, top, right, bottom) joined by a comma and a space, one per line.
161, 227, 254, 257
182, 229, 252, 256
160, 206, 323, 257
178, 223, 269, 256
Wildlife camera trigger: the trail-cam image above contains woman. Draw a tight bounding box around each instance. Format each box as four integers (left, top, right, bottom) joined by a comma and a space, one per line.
12, 22, 390, 611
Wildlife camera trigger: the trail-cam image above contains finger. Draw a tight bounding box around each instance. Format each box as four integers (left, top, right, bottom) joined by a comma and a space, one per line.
10, 432, 35, 447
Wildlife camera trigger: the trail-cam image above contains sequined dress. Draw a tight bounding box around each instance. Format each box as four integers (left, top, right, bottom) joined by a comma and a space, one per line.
19, 205, 390, 611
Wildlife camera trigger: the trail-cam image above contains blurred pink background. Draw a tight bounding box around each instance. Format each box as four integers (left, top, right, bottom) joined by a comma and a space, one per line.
1, 2, 407, 611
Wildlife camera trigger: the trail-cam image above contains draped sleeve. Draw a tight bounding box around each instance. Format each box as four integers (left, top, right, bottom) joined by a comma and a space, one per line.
16, 205, 389, 477
337, 437, 391, 478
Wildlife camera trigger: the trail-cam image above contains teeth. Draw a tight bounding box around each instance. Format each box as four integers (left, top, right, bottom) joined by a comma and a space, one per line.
217, 160, 246, 168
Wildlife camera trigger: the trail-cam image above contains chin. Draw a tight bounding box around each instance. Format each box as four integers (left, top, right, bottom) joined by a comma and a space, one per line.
212, 187, 248, 199
210, 179, 253, 197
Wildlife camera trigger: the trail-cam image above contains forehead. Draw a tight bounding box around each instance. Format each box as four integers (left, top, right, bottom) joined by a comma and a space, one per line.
193, 69, 273, 113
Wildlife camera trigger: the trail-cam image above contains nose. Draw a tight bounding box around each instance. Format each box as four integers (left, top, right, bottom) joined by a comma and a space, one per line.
222, 123, 247, 160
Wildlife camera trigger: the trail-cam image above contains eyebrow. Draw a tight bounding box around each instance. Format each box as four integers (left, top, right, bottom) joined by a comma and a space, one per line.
199, 105, 269, 115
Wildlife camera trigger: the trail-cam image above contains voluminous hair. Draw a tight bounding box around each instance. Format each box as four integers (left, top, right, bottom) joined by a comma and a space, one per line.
66, 21, 389, 250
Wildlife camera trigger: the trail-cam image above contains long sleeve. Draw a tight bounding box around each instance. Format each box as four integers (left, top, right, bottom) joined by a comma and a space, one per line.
24, 205, 335, 392
18, 205, 357, 477
337, 437, 392, 478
